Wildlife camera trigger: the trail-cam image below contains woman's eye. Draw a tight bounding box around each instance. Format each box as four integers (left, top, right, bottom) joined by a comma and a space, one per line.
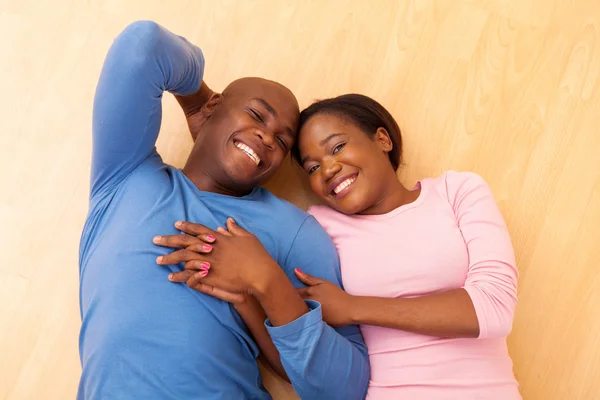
332, 143, 346, 154
308, 165, 319, 174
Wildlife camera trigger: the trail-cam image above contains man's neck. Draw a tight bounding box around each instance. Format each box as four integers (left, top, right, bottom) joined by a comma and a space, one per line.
182, 164, 252, 197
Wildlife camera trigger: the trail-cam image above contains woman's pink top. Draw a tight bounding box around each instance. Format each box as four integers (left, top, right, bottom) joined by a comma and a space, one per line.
309, 171, 521, 399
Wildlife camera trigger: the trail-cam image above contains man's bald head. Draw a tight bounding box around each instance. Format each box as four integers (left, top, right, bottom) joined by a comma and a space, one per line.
222, 77, 298, 111
185, 77, 300, 196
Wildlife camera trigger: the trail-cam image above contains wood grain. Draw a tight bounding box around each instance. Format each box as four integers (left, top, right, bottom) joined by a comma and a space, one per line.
1, 1, 599, 399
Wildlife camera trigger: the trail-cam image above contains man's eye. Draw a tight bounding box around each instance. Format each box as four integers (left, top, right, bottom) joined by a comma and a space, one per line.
250, 109, 264, 122
277, 137, 288, 150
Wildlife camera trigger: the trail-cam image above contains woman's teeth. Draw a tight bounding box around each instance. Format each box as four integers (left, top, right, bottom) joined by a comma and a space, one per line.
235, 142, 260, 165
334, 176, 357, 194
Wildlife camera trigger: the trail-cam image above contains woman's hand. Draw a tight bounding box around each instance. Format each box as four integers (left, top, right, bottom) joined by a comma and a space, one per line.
295, 269, 355, 327
153, 218, 279, 297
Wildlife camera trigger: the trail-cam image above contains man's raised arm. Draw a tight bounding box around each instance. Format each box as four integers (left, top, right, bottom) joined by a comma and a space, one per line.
91, 21, 204, 198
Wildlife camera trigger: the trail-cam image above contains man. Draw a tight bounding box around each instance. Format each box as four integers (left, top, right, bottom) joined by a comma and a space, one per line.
79, 20, 369, 399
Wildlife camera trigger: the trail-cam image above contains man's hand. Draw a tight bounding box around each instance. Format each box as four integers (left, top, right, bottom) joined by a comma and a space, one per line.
295, 269, 355, 327
154, 218, 280, 296
174, 81, 216, 141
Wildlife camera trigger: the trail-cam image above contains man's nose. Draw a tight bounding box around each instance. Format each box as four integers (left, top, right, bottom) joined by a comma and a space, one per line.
255, 129, 275, 149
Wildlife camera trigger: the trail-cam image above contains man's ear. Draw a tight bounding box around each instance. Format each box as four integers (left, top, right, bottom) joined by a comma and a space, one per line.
201, 93, 223, 118
188, 93, 223, 141
374, 127, 393, 153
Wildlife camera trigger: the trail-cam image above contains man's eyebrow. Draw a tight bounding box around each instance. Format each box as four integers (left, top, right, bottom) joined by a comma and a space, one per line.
252, 98, 277, 118
252, 97, 294, 138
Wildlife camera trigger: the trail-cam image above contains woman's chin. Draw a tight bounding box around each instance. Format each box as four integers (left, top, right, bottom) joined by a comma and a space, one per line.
327, 196, 366, 216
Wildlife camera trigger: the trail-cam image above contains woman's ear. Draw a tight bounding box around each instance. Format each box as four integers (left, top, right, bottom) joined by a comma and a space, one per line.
375, 127, 393, 153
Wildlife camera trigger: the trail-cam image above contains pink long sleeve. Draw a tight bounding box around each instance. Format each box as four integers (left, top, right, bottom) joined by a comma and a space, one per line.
444, 171, 519, 338
309, 170, 521, 398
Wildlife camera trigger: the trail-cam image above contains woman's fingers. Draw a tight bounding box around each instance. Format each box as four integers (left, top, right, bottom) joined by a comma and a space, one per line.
294, 268, 324, 286
186, 242, 214, 253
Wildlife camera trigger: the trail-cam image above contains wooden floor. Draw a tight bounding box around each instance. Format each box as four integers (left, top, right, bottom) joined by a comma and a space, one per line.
1, 1, 599, 399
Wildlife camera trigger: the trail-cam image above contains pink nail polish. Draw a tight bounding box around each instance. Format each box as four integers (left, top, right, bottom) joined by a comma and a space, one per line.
200, 262, 210, 270
199, 270, 208, 277
203, 244, 212, 252
207, 235, 215, 242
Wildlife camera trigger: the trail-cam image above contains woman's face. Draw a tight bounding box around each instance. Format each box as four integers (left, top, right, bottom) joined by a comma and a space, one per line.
297, 113, 395, 215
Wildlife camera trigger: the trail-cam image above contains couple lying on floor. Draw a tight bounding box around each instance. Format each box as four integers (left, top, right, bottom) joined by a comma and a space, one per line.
78, 21, 520, 399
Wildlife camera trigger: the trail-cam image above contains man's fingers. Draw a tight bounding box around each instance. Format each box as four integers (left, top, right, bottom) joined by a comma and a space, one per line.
217, 226, 233, 237
185, 269, 209, 287
174, 221, 217, 242
191, 283, 246, 303
168, 266, 209, 283
157, 249, 205, 265
226, 218, 250, 236
153, 234, 201, 249
168, 270, 195, 283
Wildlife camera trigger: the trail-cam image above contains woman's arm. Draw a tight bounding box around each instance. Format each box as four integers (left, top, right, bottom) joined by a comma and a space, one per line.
296, 271, 479, 337
350, 289, 479, 337
234, 297, 290, 382
297, 171, 518, 339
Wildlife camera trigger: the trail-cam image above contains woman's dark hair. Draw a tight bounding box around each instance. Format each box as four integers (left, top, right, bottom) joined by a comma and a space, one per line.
291, 94, 402, 171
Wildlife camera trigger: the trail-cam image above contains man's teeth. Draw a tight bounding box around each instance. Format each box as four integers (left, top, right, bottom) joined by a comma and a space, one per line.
334, 176, 357, 194
235, 142, 260, 165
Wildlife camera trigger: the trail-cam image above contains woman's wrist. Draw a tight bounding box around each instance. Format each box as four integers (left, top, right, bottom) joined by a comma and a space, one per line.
347, 295, 368, 325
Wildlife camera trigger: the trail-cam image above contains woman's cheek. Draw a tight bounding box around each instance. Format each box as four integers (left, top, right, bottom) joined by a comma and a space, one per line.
310, 175, 326, 198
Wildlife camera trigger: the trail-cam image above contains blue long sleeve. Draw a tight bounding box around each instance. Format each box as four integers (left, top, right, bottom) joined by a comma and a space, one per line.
91, 20, 204, 199
267, 216, 370, 400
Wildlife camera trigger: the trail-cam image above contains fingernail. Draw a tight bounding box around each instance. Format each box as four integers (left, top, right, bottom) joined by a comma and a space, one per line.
295, 268, 304, 274
200, 262, 210, 270
206, 235, 215, 242
199, 270, 208, 277
228, 218, 236, 224
168, 273, 174, 281
203, 244, 212, 251
175, 221, 183, 228
156, 256, 164, 263
153, 236, 162, 243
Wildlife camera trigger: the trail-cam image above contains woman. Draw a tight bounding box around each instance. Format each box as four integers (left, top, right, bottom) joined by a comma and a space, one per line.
289, 94, 521, 399
157, 94, 521, 399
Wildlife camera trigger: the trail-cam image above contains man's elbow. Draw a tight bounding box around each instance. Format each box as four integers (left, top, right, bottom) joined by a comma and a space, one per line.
113, 20, 163, 63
